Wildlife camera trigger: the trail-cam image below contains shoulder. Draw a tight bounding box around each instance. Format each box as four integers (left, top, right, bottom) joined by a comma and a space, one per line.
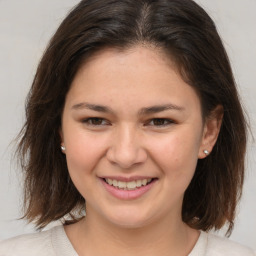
0, 226, 57, 256
206, 232, 256, 256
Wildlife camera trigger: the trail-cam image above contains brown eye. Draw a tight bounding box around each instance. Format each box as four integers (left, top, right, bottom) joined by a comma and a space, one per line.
82, 117, 109, 126
153, 119, 166, 125
90, 118, 104, 125
147, 118, 174, 127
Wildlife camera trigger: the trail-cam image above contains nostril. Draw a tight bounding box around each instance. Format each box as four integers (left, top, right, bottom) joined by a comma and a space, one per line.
106, 146, 148, 169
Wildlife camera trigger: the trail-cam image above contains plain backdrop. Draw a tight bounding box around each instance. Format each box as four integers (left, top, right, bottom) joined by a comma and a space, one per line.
0, 0, 255, 250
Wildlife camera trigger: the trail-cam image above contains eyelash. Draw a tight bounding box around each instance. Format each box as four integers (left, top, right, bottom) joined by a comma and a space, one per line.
82, 117, 175, 127
82, 117, 110, 126
146, 118, 175, 127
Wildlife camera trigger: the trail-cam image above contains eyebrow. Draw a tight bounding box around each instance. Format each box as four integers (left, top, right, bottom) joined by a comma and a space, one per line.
138, 104, 185, 115
71, 102, 184, 115
71, 102, 114, 114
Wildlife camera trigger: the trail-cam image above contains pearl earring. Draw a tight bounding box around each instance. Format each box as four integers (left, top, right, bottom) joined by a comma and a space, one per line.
203, 150, 209, 155
61, 145, 66, 151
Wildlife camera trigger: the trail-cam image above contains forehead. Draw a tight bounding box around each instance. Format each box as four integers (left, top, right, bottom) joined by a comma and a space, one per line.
65, 46, 201, 114
76, 45, 176, 78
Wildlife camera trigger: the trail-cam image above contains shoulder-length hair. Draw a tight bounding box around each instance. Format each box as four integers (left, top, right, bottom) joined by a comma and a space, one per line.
18, 0, 247, 235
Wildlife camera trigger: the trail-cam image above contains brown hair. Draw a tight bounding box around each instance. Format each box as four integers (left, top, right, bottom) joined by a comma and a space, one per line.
18, 0, 247, 235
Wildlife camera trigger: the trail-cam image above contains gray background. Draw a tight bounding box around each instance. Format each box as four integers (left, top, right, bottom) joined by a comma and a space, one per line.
0, 0, 255, 249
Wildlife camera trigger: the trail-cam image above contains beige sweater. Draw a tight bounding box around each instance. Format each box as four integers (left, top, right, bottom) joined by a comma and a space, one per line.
0, 225, 255, 256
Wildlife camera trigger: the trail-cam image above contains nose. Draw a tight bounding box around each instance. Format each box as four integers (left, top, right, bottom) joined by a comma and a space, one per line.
106, 124, 147, 169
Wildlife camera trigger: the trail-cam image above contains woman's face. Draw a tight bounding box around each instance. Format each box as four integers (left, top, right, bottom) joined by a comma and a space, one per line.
61, 46, 215, 228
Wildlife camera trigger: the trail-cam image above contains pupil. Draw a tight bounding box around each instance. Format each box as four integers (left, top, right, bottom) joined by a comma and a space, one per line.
154, 119, 164, 125
92, 118, 102, 125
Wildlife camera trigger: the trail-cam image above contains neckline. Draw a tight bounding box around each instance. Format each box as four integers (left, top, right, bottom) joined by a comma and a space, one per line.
188, 231, 208, 255
51, 225, 208, 256
51, 225, 78, 256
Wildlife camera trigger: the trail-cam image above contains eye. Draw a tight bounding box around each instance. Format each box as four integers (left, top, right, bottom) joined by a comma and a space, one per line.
146, 118, 174, 127
82, 117, 110, 126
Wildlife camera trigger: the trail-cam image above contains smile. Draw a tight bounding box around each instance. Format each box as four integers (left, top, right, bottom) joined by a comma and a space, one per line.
104, 178, 153, 190
101, 177, 157, 200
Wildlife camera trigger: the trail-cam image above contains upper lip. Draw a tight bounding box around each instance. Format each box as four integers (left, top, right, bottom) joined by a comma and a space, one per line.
100, 176, 156, 182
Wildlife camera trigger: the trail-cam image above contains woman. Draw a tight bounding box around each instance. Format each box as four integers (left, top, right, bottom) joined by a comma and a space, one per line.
0, 0, 255, 255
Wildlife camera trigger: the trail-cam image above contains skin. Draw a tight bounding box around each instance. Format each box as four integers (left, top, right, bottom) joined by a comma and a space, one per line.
60, 45, 222, 256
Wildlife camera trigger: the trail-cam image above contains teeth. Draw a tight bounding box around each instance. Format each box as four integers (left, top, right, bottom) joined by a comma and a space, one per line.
107, 178, 113, 185
136, 180, 142, 187
127, 181, 137, 189
105, 178, 152, 190
142, 179, 147, 186
118, 181, 126, 188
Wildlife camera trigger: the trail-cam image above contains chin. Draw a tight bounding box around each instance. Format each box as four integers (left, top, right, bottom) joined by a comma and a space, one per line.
104, 210, 156, 229
110, 219, 150, 229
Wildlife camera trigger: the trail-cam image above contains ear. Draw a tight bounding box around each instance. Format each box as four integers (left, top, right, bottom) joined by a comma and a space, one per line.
198, 105, 223, 159
59, 128, 66, 153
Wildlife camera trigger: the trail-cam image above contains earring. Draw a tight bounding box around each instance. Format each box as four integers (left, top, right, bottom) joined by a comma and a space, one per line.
61, 145, 66, 151
203, 150, 209, 155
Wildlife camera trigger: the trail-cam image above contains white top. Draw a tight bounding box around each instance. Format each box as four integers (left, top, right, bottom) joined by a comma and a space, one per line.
0, 225, 255, 256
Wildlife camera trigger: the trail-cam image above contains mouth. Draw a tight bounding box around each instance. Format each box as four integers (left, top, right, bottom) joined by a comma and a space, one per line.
102, 178, 156, 190
100, 177, 158, 200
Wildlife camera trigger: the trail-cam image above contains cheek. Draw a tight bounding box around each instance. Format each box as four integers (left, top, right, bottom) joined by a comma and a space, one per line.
64, 129, 108, 175
64, 131, 110, 198
149, 131, 201, 178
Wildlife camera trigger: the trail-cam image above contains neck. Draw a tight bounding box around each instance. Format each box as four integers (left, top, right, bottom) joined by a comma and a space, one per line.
65, 208, 199, 256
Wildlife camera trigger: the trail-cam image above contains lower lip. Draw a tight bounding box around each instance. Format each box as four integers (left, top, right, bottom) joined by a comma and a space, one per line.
101, 179, 157, 200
